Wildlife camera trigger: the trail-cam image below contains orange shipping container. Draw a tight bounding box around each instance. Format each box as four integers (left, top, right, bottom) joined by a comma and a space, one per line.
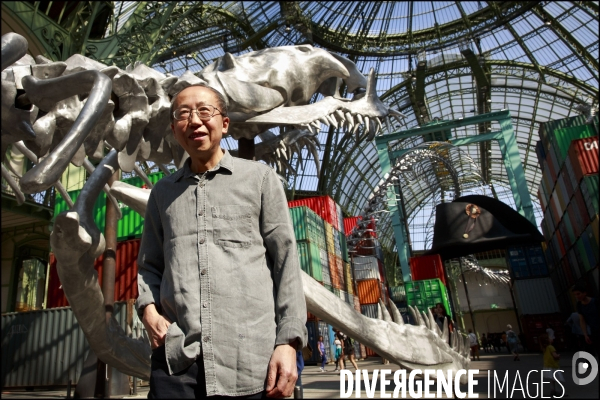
356, 279, 382, 305
328, 253, 344, 289
47, 239, 140, 308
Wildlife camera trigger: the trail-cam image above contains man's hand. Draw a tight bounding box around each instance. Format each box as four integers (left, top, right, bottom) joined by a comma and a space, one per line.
266, 343, 298, 398
142, 304, 171, 349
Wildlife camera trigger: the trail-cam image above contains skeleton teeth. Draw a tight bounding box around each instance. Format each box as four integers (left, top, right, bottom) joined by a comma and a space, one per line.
384, 116, 393, 134
356, 113, 364, 125
335, 109, 345, 122
375, 116, 383, 131
327, 114, 338, 128
345, 112, 354, 129
364, 116, 370, 135
311, 120, 321, 129
319, 117, 329, 126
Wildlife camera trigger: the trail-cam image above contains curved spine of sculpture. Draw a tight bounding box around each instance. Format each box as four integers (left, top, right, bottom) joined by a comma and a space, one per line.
2, 33, 470, 382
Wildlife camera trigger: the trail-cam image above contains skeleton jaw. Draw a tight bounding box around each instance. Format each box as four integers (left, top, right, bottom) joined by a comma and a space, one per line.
245, 69, 405, 142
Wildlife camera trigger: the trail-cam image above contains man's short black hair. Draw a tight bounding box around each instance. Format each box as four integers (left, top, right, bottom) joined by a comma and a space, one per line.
572, 282, 587, 293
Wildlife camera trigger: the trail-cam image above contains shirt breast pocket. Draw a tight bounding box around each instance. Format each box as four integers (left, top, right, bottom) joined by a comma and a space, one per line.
212, 205, 253, 248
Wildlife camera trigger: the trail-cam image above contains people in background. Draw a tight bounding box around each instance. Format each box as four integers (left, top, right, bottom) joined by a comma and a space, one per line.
540, 333, 565, 397
518, 333, 528, 353
572, 283, 600, 357
468, 329, 480, 361
342, 334, 359, 371
546, 324, 555, 343
506, 324, 520, 361
333, 330, 344, 372
481, 333, 489, 353
565, 311, 591, 351
501, 331, 508, 353
317, 335, 327, 372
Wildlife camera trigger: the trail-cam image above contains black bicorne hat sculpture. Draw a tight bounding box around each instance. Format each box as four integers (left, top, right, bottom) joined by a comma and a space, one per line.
427, 195, 544, 260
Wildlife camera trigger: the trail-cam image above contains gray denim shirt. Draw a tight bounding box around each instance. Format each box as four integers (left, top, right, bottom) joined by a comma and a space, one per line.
136, 150, 307, 396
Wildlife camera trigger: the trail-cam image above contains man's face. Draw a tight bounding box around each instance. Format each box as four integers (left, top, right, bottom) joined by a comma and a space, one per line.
435, 304, 443, 314
171, 86, 229, 164
573, 290, 586, 302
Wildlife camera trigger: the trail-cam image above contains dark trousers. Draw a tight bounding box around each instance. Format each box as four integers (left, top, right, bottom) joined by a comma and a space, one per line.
149, 346, 267, 399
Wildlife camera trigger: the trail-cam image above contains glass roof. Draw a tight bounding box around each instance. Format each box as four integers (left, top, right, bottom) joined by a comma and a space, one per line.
105, 1, 598, 253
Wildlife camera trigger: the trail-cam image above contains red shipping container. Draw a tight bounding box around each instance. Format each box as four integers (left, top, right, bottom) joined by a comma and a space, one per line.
344, 216, 362, 236
568, 137, 599, 180
409, 254, 446, 285
356, 279, 382, 305
47, 239, 141, 308
288, 196, 339, 230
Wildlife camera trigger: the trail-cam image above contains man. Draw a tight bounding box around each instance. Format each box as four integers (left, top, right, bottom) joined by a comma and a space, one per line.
572, 283, 599, 357
136, 83, 307, 398
467, 329, 480, 361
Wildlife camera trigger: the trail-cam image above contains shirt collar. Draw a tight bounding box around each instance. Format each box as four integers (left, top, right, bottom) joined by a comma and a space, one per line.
174, 149, 234, 182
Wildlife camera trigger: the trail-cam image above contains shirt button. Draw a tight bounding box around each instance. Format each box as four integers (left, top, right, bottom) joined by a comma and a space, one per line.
201, 269, 207, 275
202, 302, 208, 308
199, 238, 205, 244
204, 336, 210, 342
199, 210, 204, 216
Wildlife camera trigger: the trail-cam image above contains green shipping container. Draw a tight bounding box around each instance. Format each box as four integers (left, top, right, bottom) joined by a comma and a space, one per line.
581, 176, 599, 218
404, 278, 451, 316
540, 114, 595, 150
296, 241, 323, 282
53, 171, 166, 241
289, 207, 326, 249
339, 230, 349, 262
550, 124, 595, 166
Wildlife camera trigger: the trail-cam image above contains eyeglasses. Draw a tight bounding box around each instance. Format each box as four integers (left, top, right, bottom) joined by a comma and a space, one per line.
173, 105, 223, 121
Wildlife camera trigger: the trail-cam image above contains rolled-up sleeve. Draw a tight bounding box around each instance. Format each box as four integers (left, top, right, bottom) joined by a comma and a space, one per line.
136, 189, 165, 317
260, 168, 308, 348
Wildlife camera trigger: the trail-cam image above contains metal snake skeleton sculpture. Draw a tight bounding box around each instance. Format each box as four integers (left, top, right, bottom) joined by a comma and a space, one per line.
1, 33, 470, 381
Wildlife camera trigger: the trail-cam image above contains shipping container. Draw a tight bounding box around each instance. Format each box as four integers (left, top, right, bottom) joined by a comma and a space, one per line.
356, 279, 382, 305
513, 278, 560, 315
343, 261, 353, 294
328, 253, 345, 290
288, 196, 339, 230
580, 176, 599, 219
305, 321, 320, 364
409, 254, 446, 284
317, 321, 333, 362
568, 137, 599, 179
405, 278, 451, 316
335, 203, 344, 232
388, 286, 406, 302
550, 124, 595, 166
535, 140, 546, 164
539, 115, 593, 150
360, 303, 379, 319
288, 206, 326, 249
297, 241, 323, 282
319, 248, 332, 286
324, 221, 335, 256
47, 239, 141, 308
339, 230, 349, 262
1, 303, 130, 388
343, 216, 361, 236
53, 172, 166, 242
352, 256, 380, 281
506, 246, 530, 279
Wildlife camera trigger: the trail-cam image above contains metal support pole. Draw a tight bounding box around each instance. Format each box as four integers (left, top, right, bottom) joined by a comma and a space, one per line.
99, 169, 119, 398
497, 117, 536, 225
377, 142, 411, 281
459, 258, 477, 337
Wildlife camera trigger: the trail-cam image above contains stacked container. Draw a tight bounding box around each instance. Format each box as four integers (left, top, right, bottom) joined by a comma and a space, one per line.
288, 197, 363, 362
535, 115, 599, 317
404, 278, 451, 316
